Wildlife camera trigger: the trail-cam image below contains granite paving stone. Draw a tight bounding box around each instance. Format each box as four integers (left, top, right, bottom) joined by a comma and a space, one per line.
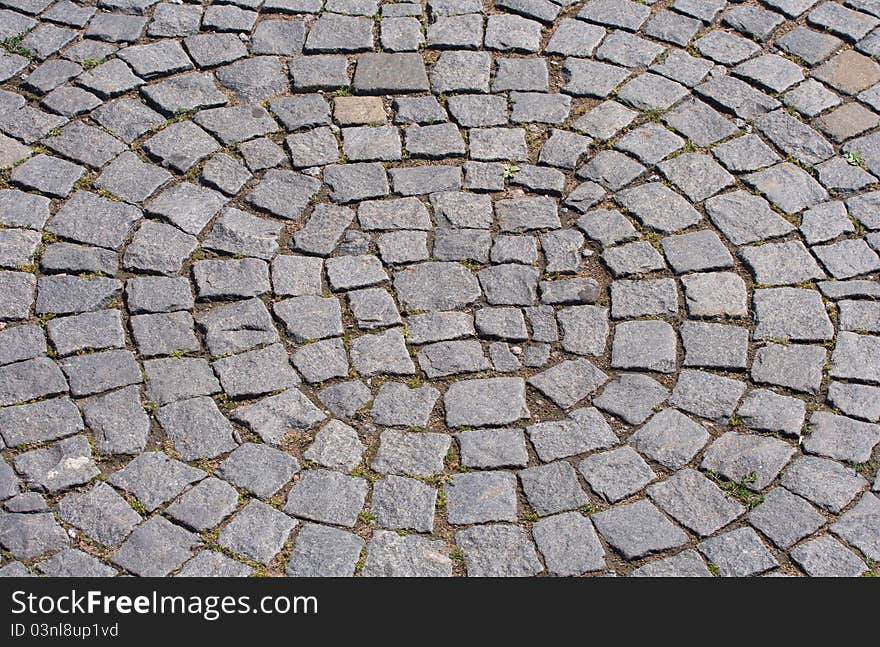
830, 493, 880, 561
748, 486, 826, 549
592, 499, 688, 560
455, 524, 543, 576
0, 0, 871, 578
361, 531, 452, 577
287, 524, 364, 577
647, 468, 745, 537
697, 527, 778, 577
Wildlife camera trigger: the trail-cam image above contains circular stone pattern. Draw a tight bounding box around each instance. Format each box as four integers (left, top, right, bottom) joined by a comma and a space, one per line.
0, 0, 879, 579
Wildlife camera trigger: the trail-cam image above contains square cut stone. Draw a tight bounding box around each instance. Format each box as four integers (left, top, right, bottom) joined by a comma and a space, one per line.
303, 419, 364, 471
615, 182, 700, 233
744, 163, 828, 214
791, 535, 867, 577
335, 96, 386, 125
648, 468, 745, 537
370, 382, 439, 427
563, 59, 630, 98
579, 446, 657, 503
112, 516, 199, 577
573, 100, 636, 140
526, 407, 619, 462
695, 30, 760, 65
712, 135, 779, 173
816, 103, 880, 142
350, 328, 415, 376
292, 338, 349, 384
192, 258, 271, 300
737, 389, 806, 438
751, 343, 826, 395
528, 359, 608, 410
830, 493, 880, 562
628, 408, 709, 470
108, 451, 205, 513
658, 154, 735, 204
283, 469, 367, 528
681, 321, 749, 370
444, 377, 530, 427
142, 121, 220, 173
660, 229, 733, 273
740, 241, 826, 286
611, 320, 677, 374
56, 482, 140, 547
0, 397, 83, 448
344, 126, 402, 162
610, 278, 678, 319
753, 287, 834, 342
10, 154, 83, 198
59, 349, 142, 398
231, 387, 326, 446
213, 344, 299, 400
700, 431, 796, 491
813, 238, 880, 279
455, 524, 543, 576
748, 486, 826, 549
156, 397, 237, 460
776, 26, 842, 65
177, 551, 251, 577
784, 79, 841, 118
651, 49, 713, 88
578, 0, 651, 32
456, 429, 529, 469
670, 370, 747, 423
813, 50, 880, 95
782, 455, 866, 514
446, 471, 518, 525
217, 501, 297, 564
629, 550, 712, 577
165, 477, 239, 532
217, 500, 296, 565
617, 73, 688, 112
287, 524, 364, 577
519, 462, 589, 517
830, 331, 880, 385
827, 381, 880, 422
532, 512, 605, 576
371, 429, 451, 476
803, 411, 880, 464
697, 527, 778, 577
371, 475, 437, 533
734, 54, 804, 93
593, 374, 668, 426
354, 53, 430, 94
592, 499, 688, 561
704, 191, 794, 245
47, 309, 125, 357
212, 441, 296, 502
274, 295, 342, 343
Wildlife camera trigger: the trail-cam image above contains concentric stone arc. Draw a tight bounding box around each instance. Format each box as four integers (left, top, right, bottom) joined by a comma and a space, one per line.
0, 0, 878, 579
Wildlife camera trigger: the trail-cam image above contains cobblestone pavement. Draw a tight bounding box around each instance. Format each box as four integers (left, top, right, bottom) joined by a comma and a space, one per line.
0, 0, 879, 579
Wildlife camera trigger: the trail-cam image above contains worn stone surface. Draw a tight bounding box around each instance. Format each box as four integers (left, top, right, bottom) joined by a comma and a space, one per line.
456, 524, 543, 576
698, 527, 779, 577
647, 468, 745, 537
287, 524, 364, 577
1, 0, 873, 579
218, 501, 297, 565
748, 486, 826, 550
831, 493, 880, 562
361, 530, 452, 577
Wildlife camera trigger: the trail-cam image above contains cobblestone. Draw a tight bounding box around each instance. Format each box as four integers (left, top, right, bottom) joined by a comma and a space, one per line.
0, 0, 875, 579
